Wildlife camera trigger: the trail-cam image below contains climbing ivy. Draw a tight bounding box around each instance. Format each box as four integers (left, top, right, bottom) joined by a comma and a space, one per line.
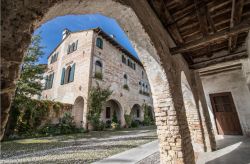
87, 83, 112, 130
142, 103, 155, 126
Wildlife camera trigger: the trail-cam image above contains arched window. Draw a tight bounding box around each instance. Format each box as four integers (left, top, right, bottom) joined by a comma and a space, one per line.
122, 55, 126, 64
60, 64, 75, 85
127, 59, 130, 66
124, 74, 128, 85
96, 38, 103, 49
95, 60, 102, 73
64, 66, 71, 84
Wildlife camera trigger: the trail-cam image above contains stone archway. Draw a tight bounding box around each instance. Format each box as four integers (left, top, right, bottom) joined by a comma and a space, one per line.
1, 0, 217, 163
181, 72, 206, 154
101, 99, 123, 126
131, 104, 143, 122
72, 96, 84, 128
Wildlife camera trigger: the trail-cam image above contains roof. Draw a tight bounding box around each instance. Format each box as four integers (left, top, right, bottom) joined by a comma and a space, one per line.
47, 28, 143, 67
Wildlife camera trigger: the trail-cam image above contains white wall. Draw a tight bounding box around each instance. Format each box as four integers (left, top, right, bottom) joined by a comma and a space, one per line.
201, 69, 250, 136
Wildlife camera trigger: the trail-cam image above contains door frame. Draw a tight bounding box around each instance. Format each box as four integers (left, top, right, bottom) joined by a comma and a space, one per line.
209, 92, 242, 135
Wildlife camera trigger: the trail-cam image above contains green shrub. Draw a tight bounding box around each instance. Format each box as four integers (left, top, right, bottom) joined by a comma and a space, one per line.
112, 111, 118, 123
111, 122, 120, 130
94, 72, 103, 80
39, 112, 85, 136
124, 114, 132, 128
131, 120, 140, 128
123, 84, 129, 90
105, 120, 112, 128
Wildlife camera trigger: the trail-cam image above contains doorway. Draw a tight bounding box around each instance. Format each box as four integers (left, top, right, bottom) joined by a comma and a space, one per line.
210, 92, 242, 135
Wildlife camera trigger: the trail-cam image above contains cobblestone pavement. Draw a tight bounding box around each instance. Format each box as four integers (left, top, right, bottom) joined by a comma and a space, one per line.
137, 152, 160, 164
1, 127, 157, 164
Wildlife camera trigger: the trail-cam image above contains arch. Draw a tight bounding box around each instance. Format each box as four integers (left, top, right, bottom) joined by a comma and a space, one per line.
101, 99, 123, 127
130, 104, 142, 121
95, 60, 102, 73
96, 37, 103, 49
73, 96, 84, 127
181, 71, 206, 153
2, 0, 202, 162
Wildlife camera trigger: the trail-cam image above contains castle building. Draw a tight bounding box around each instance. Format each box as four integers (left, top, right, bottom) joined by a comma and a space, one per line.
41, 28, 154, 128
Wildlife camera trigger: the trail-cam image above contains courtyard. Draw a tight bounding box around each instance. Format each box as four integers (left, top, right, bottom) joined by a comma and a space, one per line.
1, 126, 157, 163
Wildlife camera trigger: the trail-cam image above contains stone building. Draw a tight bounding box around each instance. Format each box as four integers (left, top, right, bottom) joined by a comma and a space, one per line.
2, 0, 250, 163
41, 28, 153, 128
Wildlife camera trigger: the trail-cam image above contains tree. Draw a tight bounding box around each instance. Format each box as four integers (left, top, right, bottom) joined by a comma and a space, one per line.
4, 34, 45, 138
16, 34, 45, 97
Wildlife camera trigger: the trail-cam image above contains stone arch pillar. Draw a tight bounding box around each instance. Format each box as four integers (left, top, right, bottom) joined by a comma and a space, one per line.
181, 72, 206, 154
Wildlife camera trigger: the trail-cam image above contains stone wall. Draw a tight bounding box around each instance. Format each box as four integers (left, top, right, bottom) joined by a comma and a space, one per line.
40, 102, 73, 127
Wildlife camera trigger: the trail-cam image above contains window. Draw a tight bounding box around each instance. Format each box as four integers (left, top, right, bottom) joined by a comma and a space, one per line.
64, 66, 71, 84
67, 40, 78, 54
142, 71, 144, 79
133, 63, 136, 70
136, 109, 140, 118
122, 55, 126, 64
106, 107, 111, 119
50, 52, 58, 64
45, 73, 54, 89
94, 60, 103, 79
61, 63, 76, 85
124, 74, 128, 85
95, 60, 102, 73
96, 38, 103, 49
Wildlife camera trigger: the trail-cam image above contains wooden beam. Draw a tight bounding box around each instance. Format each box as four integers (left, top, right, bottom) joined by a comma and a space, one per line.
228, 0, 244, 52
170, 19, 250, 55
194, 0, 209, 36
149, 0, 184, 45
190, 50, 247, 69
194, 0, 213, 57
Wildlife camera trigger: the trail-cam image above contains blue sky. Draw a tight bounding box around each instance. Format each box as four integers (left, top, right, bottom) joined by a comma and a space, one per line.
34, 14, 138, 64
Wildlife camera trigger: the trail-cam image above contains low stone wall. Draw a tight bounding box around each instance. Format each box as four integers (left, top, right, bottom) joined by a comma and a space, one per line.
39, 101, 73, 127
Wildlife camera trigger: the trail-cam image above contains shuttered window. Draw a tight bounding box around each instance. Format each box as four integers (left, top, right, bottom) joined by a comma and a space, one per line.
69, 63, 75, 82
61, 68, 65, 85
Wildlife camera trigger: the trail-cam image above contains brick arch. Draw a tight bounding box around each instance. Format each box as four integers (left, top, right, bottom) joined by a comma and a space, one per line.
103, 99, 124, 126
1, 0, 213, 163
72, 96, 84, 128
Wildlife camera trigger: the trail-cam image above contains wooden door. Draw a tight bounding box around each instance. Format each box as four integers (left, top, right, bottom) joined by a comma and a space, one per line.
210, 92, 242, 135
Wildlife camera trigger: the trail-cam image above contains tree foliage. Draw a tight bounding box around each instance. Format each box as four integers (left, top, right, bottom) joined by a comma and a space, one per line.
16, 34, 45, 97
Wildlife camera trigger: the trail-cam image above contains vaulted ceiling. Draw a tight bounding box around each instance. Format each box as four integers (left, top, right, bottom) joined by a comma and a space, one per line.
148, 0, 250, 69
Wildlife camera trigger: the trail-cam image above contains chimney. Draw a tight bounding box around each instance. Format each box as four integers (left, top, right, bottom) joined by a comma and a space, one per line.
62, 28, 70, 40
110, 34, 116, 39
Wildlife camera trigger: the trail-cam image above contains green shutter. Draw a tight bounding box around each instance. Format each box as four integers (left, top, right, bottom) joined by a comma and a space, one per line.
69, 63, 75, 82
50, 73, 54, 88
61, 68, 65, 85
45, 75, 48, 89
75, 40, 78, 50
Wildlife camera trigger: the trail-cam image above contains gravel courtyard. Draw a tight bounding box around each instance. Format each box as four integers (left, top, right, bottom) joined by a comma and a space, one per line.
1, 126, 157, 164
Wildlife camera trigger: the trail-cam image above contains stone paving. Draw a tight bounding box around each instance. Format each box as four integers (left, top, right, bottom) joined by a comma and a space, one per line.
1, 127, 157, 164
